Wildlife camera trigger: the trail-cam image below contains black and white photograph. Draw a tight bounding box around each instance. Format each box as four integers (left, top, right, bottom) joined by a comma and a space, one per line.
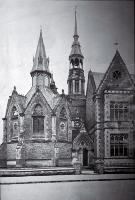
0, 0, 135, 200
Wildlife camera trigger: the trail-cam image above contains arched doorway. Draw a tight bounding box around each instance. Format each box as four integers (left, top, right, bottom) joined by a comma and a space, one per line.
83, 148, 88, 166
73, 128, 93, 168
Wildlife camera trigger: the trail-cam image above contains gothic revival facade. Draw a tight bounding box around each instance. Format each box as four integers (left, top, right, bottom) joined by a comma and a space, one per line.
0, 12, 135, 173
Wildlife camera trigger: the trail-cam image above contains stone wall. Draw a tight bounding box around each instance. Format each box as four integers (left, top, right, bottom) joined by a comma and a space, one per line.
0, 143, 7, 167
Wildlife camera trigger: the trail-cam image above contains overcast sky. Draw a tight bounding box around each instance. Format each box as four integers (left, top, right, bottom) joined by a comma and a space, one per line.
0, 0, 134, 144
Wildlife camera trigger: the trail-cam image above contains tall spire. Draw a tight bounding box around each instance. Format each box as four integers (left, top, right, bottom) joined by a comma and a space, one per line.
31, 28, 49, 75
74, 8, 78, 38
30, 28, 51, 87
69, 9, 84, 67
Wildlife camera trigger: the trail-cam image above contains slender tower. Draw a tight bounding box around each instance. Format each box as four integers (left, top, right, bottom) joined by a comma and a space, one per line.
67, 10, 85, 96
30, 29, 51, 87
67, 10, 86, 123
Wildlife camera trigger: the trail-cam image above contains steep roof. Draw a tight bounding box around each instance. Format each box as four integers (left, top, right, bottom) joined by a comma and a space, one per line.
91, 50, 135, 91
69, 10, 84, 58
92, 72, 104, 89
31, 29, 50, 74
25, 86, 60, 110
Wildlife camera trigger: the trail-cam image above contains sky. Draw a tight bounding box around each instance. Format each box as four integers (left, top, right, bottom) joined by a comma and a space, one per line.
0, 0, 134, 144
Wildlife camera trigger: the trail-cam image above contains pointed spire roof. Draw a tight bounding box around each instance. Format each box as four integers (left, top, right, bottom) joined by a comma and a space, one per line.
69, 10, 84, 58
31, 28, 50, 74
74, 9, 78, 37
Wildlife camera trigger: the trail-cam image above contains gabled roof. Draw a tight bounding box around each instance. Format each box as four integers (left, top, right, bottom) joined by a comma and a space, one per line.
5, 87, 25, 117
92, 72, 104, 89
73, 127, 93, 150
86, 70, 97, 97
96, 50, 134, 93
25, 86, 60, 110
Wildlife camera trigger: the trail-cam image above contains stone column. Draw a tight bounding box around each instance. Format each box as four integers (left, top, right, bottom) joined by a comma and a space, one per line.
2, 118, 7, 143
16, 113, 25, 168
94, 95, 104, 173
73, 80, 75, 94
51, 114, 57, 166
79, 80, 81, 94
19, 114, 24, 134
52, 114, 56, 139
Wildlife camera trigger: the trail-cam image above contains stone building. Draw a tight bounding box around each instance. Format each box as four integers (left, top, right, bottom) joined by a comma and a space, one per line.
86, 50, 135, 172
0, 11, 135, 172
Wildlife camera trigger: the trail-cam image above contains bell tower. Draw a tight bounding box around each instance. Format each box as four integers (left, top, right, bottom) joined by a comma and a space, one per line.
67, 10, 85, 96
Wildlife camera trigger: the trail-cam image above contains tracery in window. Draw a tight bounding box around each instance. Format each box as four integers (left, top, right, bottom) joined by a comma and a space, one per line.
110, 134, 128, 157
33, 104, 44, 134
110, 101, 129, 121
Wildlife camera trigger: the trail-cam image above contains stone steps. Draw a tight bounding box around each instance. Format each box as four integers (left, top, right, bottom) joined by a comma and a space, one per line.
0, 167, 75, 177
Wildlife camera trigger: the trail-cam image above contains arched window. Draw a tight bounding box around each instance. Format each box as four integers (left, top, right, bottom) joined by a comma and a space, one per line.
75, 58, 79, 66
33, 104, 44, 135
59, 107, 67, 119
11, 106, 18, 118
75, 80, 79, 93
11, 106, 19, 139
80, 59, 83, 68
71, 59, 74, 67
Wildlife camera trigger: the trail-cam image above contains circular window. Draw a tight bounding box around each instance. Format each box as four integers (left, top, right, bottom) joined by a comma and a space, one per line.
113, 70, 121, 80
60, 122, 66, 131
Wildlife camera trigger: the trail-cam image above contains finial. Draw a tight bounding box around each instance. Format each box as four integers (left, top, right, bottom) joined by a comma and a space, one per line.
51, 73, 54, 84
62, 89, 64, 95
13, 86, 16, 91
40, 25, 42, 34
114, 40, 119, 50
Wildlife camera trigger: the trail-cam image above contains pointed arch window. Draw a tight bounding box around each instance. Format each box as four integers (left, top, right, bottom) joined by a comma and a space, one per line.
75, 58, 79, 67
11, 106, 19, 139
32, 104, 44, 135
11, 106, 18, 119
75, 80, 79, 93
59, 107, 67, 119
